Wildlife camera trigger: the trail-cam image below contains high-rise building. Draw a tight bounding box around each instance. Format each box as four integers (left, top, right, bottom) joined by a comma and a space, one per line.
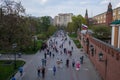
53, 16, 59, 27
53, 13, 73, 27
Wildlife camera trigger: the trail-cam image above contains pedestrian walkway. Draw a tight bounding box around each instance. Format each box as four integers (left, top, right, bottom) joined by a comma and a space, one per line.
13, 30, 101, 80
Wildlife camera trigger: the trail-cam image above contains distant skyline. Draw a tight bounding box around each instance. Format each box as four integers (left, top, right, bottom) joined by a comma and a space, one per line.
14, 0, 120, 18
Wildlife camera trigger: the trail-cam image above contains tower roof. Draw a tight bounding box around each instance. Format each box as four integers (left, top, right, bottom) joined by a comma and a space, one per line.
85, 9, 88, 17
107, 2, 112, 12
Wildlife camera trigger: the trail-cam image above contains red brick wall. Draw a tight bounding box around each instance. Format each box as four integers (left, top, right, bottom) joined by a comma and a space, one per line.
79, 33, 120, 80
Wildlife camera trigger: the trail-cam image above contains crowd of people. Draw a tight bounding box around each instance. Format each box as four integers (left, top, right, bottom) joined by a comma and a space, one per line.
11, 30, 84, 80
36, 30, 84, 79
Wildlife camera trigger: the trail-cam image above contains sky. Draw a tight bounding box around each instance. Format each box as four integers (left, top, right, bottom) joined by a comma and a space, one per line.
14, 0, 120, 18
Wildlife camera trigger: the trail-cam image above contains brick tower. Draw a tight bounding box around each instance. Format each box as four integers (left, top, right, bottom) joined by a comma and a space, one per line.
106, 2, 113, 26
85, 9, 89, 26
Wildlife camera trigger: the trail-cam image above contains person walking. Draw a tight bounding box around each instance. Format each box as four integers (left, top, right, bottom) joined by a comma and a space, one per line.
66, 58, 69, 68
10, 75, 16, 80
49, 51, 51, 57
42, 66, 45, 78
76, 61, 80, 70
41, 58, 44, 66
52, 53, 55, 58
71, 46, 73, 51
44, 59, 47, 66
80, 56, 84, 64
44, 53, 47, 59
53, 66, 56, 76
72, 59, 75, 67
19, 66, 23, 76
37, 66, 41, 77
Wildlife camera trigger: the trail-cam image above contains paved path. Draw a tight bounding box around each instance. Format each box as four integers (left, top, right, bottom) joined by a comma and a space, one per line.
11, 31, 101, 80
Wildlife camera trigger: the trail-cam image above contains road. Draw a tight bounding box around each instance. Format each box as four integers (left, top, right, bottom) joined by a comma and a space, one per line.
13, 31, 101, 80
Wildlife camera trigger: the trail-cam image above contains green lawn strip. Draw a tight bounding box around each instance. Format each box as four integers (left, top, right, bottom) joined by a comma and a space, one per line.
0, 60, 25, 80
73, 39, 82, 48
68, 33, 77, 38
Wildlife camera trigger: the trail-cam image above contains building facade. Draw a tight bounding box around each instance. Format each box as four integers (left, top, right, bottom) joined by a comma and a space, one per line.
111, 20, 120, 48
92, 3, 120, 25
53, 13, 73, 27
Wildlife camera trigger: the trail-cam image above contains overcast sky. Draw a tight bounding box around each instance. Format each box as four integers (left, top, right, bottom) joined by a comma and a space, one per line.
14, 0, 120, 18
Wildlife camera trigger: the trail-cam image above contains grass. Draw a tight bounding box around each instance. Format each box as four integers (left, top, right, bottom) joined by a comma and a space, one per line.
0, 60, 25, 80
68, 33, 77, 38
0, 40, 43, 55
68, 33, 81, 48
73, 39, 82, 48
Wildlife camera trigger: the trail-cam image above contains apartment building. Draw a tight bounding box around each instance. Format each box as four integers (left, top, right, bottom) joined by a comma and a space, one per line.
53, 13, 73, 27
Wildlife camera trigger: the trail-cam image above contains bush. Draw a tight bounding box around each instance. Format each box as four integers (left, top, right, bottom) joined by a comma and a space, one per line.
37, 34, 47, 40
73, 40, 82, 48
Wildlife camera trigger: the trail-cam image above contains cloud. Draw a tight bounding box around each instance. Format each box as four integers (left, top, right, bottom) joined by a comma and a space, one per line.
115, 2, 120, 8
100, 0, 109, 4
13, 0, 120, 18
80, 1, 89, 5
40, 0, 47, 5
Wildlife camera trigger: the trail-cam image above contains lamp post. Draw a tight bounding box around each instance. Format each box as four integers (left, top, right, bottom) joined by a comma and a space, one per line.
12, 43, 17, 69
98, 52, 108, 80
99, 52, 103, 61
86, 38, 89, 54
90, 45, 94, 56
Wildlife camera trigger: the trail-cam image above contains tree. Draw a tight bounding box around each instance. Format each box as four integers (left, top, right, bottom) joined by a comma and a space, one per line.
0, 0, 32, 51
47, 26, 57, 37
66, 15, 87, 33
67, 22, 75, 33
40, 16, 51, 33
72, 15, 86, 31
92, 26, 111, 41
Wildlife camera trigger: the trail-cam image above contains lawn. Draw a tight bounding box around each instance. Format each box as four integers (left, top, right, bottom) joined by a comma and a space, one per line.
68, 33, 77, 38
73, 39, 82, 48
0, 60, 25, 80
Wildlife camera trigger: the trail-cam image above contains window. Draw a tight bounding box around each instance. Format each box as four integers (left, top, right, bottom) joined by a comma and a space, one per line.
119, 10, 120, 14
113, 12, 115, 16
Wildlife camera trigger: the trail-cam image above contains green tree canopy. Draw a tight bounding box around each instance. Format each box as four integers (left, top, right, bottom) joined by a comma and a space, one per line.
0, 0, 32, 51
40, 16, 51, 32
67, 22, 75, 34
47, 25, 57, 36
92, 26, 111, 40
72, 15, 86, 31
66, 15, 86, 33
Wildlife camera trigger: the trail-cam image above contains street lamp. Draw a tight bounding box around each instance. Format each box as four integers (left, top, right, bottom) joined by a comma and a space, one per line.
98, 52, 108, 80
86, 38, 89, 54
90, 45, 94, 56
12, 43, 17, 69
98, 52, 103, 61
